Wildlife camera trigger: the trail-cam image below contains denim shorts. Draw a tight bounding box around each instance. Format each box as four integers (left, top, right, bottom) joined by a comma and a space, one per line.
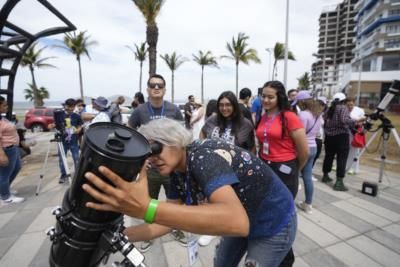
214, 212, 297, 267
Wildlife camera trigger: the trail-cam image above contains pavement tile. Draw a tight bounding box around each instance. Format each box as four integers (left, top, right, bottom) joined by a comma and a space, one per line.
332, 200, 391, 227
347, 197, 400, 221
347, 235, 400, 267
382, 223, 400, 239
313, 182, 353, 200
297, 213, 339, 247
293, 232, 320, 256
365, 228, 400, 254
302, 248, 347, 267
293, 257, 311, 267
300, 209, 359, 240
0, 208, 42, 238
319, 204, 376, 233
0, 236, 18, 259
325, 242, 382, 267
0, 231, 46, 267
0, 212, 16, 230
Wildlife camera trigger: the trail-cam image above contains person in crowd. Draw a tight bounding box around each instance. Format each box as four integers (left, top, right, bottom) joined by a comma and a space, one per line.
52, 98, 83, 184
87, 97, 111, 127
255, 80, 308, 267
291, 91, 323, 214
205, 99, 217, 120
82, 118, 297, 267
345, 97, 365, 175
190, 101, 205, 140
251, 87, 263, 125
199, 91, 255, 246
109, 96, 125, 124
322, 93, 363, 191
74, 99, 86, 146
238, 87, 253, 123
287, 89, 299, 113
131, 92, 145, 111
0, 96, 25, 205
184, 95, 195, 130
312, 96, 327, 170
128, 74, 184, 252
201, 91, 255, 152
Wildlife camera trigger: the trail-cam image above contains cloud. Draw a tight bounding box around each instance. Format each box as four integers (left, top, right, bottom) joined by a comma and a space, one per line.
6, 0, 341, 102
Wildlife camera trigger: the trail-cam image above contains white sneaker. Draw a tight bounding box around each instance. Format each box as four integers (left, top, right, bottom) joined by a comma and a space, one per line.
312, 176, 318, 182
296, 201, 312, 214
198, 235, 216, 246
2, 195, 25, 205
10, 189, 18, 195
298, 183, 302, 190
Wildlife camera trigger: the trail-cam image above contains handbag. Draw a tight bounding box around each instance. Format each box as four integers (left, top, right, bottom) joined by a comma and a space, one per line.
351, 127, 366, 148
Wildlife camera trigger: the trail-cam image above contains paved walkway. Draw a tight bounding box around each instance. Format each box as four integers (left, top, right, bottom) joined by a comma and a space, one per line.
1, 132, 400, 267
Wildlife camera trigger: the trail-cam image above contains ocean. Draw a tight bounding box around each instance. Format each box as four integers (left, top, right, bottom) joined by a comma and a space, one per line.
12, 101, 63, 115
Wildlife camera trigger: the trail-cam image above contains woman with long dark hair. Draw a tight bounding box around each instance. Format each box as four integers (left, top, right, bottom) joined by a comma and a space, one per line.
0, 96, 25, 205
321, 92, 362, 191
201, 91, 254, 152
255, 80, 308, 267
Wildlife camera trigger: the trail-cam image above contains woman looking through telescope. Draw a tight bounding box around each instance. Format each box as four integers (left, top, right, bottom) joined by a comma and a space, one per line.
82, 118, 297, 267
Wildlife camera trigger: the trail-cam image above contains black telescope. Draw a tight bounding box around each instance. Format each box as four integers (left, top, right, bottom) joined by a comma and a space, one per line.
47, 122, 152, 267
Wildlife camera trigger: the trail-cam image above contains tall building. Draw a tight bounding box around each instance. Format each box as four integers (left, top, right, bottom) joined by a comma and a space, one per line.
312, 0, 358, 97
344, 0, 400, 110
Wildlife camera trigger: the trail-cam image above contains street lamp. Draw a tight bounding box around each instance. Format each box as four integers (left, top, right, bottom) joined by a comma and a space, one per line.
266, 48, 272, 81
283, 0, 290, 89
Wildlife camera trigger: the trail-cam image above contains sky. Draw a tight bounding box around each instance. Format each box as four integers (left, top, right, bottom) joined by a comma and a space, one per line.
3, 0, 342, 103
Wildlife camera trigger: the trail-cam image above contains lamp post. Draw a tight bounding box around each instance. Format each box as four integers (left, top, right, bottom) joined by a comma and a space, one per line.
266, 48, 272, 81
283, 0, 290, 89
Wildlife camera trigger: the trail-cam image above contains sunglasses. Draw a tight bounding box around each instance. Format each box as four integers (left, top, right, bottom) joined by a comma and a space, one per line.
148, 83, 165, 89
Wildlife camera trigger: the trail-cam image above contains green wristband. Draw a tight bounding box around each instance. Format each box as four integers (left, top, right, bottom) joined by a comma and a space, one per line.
144, 199, 159, 224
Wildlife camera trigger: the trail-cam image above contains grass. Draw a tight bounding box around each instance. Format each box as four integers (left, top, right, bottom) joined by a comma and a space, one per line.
359, 112, 400, 173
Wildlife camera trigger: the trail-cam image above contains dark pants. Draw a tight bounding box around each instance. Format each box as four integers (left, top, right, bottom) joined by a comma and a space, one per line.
323, 133, 350, 178
312, 138, 323, 167
262, 158, 299, 267
147, 169, 170, 199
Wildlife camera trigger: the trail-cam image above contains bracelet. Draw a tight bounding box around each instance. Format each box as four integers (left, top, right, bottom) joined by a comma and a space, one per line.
144, 199, 159, 224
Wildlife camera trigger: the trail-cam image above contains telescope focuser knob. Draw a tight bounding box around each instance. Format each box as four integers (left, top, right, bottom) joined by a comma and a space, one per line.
51, 206, 62, 216
46, 226, 57, 241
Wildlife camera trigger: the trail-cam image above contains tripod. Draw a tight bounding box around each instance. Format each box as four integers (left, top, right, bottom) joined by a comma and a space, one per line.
349, 114, 400, 183
36, 132, 71, 195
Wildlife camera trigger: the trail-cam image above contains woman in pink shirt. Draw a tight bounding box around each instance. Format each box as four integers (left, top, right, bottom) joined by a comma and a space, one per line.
0, 96, 25, 205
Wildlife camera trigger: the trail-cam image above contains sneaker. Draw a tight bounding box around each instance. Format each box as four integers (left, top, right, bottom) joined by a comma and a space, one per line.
312, 175, 318, 182
170, 230, 189, 246
10, 189, 18, 195
138, 240, 152, 253
298, 183, 302, 190
296, 201, 313, 214
322, 173, 333, 183
332, 166, 337, 171
347, 170, 355, 175
198, 235, 216, 246
333, 179, 349, 191
2, 195, 25, 205
59, 175, 67, 184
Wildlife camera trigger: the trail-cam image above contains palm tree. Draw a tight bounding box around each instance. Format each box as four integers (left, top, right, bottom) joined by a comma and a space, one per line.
132, 0, 165, 75
160, 52, 186, 104
24, 83, 50, 107
192, 50, 218, 103
297, 72, 311, 90
19, 42, 55, 107
58, 31, 97, 100
272, 42, 295, 80
127, 42, 148, 92
222, 32, 261, 96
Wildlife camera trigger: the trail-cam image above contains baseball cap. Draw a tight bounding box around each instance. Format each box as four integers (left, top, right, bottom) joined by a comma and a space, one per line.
291, 91, 312, 106
332, 92, 346, 102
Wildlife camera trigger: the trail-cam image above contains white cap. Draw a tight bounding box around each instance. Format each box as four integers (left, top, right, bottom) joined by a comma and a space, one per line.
332, 92, 346, 102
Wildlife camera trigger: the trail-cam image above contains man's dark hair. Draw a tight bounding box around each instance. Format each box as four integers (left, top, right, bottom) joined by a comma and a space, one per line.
147, 74, 166, 87
64, 98, 76, 107
257, 87, 263, 96
239, 88, 252, 100
188, 95, 194, 100
287, 89, 298, 97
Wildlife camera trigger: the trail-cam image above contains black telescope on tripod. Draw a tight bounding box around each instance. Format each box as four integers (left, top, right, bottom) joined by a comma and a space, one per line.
47, 122, 153, 267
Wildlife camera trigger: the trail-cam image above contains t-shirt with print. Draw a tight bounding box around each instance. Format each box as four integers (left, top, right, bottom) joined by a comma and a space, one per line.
255, 111, 303, 162
62, 112, 83, 144
128, 101, 183, 128
168, 139, 294, 238
298, 110, 322, 148
201, 115, 254, 150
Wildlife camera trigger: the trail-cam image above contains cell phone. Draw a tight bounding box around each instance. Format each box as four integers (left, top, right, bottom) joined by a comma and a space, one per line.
279, 164, 292, 174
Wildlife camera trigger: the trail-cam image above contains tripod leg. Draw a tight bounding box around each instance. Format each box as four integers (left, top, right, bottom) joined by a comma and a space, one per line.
346, 131, 379, 173
378, 131, 390, 183
391, 128, 400, 150
36, 141, 52, 196
58, 142, 71, 183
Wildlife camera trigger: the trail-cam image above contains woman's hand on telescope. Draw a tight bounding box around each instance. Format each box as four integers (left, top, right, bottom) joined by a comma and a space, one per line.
82, 161, 152, 219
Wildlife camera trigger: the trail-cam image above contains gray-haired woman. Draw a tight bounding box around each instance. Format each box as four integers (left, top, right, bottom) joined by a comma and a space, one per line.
82, 118, 297, 266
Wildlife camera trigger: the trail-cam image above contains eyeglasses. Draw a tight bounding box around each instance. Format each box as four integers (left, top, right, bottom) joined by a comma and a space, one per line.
148, 83, 165, 89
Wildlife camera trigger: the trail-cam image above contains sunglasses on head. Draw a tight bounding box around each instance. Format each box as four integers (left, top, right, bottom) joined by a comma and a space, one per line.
148, 83, 165, 89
